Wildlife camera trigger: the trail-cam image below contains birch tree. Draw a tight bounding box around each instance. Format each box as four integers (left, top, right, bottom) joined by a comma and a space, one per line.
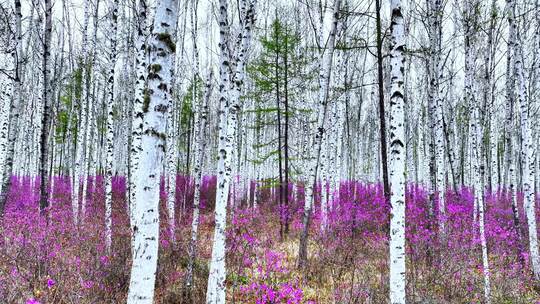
127, 0, 178, 301
129, 0, 148, 236
206, 1, 233, 300
104, 0, 119, 252
427, 0, 446, 231
206, 0, 256, 302
72, 0, 91, 224
185, 71, 213, 302
0, 0, 21, 215
298, 0, 341, 269
503, 0, 523, 257
388, 0, 406, 302
516, 28, 540, 282
471, 77, 492, 304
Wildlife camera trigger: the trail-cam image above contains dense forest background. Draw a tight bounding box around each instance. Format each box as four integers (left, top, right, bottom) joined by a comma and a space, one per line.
0, 0, 539, 303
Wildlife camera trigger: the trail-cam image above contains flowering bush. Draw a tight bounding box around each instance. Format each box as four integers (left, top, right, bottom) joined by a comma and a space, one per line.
0, 175, 538, 302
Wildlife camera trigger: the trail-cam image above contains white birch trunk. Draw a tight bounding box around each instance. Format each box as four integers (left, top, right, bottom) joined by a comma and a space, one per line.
471, 91, 492, 303
428, 0, 446, 232
0, 0, 22, 214
516, 31, 540, 281
298, 0, 341, 268
388, 0, 406, 302
81, 89, 95, 219
186, 71, 212, 297
72, 0, 91, 224
0, 77, 11, 195
127, 0, 178, 302
207, 1, 256, 302
105, 0, 119, 253
206, 0, 231, 296
129, 0, 148, 237
165, 94, 177, 243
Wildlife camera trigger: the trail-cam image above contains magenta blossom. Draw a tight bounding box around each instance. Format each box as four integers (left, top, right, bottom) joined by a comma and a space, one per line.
47, 278, 56, 288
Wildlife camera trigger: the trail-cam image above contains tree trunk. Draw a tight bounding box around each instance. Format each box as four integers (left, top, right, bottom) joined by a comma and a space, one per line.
127, 0, 178, 301
104, 0, 119, 253
185, 71, 212, 302
129, 0, 148, 241
283, 27, 290, 236
428, 0, 446, 233
298, 0, 341, 269
0, 0, 22, 215
72, 0, 91, 225
375, 0, 390, 202
206, 0, 256, 302
516, 29, 540, 282
274, 29, 284, 239
388, 0, 406, 302
39, 0, 53, 213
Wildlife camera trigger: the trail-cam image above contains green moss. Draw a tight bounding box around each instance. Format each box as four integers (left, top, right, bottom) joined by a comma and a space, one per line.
149, 64, 162, 73
157, 33, 176, 53
148, 64, 163, 80
143, 89, 151, 112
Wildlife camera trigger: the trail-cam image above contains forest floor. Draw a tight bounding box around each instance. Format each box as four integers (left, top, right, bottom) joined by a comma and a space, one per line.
0, 175, 538, 303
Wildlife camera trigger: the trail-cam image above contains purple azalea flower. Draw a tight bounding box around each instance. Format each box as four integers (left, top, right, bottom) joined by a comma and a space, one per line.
47, 278, 56, 288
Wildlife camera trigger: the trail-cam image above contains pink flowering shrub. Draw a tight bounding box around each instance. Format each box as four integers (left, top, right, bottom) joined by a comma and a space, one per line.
0, 175, 538, 302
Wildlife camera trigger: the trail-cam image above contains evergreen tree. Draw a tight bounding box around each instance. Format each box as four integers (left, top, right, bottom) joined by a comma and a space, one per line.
248, 18, 312, 239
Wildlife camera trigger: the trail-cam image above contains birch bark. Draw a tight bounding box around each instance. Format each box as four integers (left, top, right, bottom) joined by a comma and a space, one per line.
298, 0, 341, 269
129, 0, 148, 236
388, 0, 406, 302
127, 0, 178, 302
207, 1, 256, 301
0, 0, 22, 215
105, 0, 119, 253
516, 30, 540, 281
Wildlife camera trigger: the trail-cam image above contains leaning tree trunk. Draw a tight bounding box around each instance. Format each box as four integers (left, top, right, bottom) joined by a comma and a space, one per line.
127, 0, 178, 302
298, 0, 341, 269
